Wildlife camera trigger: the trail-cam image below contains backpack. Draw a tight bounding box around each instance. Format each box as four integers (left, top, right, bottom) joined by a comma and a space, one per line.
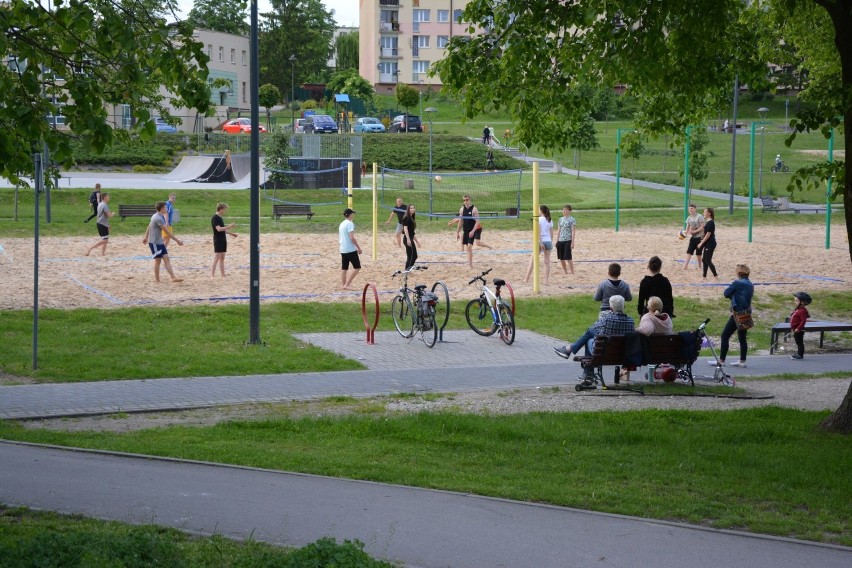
88, 191, 98, 205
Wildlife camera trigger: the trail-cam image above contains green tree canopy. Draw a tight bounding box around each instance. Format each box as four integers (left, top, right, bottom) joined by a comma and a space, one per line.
187, 0, 249, 35
327, 69, 376, 113
334, 31, 359, 71
259, 0, 335, 101
0, 0, 211, 186
395, 84, 419, 114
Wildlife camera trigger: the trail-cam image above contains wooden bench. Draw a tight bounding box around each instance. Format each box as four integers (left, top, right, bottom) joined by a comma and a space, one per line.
761, 196, 781, 212
573, 332, 701, 390
272, 204, 314, 220
118, 204, 156, 220
770, 320, 852, 354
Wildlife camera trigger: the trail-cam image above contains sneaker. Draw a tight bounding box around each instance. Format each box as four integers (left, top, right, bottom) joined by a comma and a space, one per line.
554, 346, 572, 359
729, 361, 747, 368
708, 359, 723, 366
790, 354, 803, 360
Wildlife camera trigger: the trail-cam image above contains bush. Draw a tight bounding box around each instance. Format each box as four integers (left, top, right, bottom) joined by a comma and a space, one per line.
363, 135, 527, 171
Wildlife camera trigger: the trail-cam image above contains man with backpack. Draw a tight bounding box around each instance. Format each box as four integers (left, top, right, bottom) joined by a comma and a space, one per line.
84, 183, 101, 223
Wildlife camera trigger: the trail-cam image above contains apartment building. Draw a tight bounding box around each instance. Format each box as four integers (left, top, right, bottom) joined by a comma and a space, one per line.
360, 0, 472, 93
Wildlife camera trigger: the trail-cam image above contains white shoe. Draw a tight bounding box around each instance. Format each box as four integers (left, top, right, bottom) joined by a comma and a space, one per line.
729, 361, 747, 368
707, 359, 723, 366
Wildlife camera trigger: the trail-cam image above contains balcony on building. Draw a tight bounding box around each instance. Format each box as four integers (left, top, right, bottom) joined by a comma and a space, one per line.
380, 20, 400, 32
379, 0, 399, 6
381, 48, 399, 58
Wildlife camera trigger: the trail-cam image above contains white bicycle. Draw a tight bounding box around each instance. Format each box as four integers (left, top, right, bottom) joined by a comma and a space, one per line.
465, 268, 515, 346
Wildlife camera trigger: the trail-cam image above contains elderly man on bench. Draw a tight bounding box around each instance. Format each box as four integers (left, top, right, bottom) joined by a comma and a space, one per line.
553, 295, 635, 379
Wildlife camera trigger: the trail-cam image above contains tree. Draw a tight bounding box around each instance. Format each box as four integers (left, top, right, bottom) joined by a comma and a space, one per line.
327, 69, 377, 114
333, 31, 359, 72
679, 127, 711, 190
259, 0, 335, 102
187, 0, 249, 35
434, 0, 851, 263
620, 131, 644, 190
0, 0, 211, 186
395, 84, 419, 115
435, 0, 852, 430
565, 115, 599, 178
259, 83, 281, 130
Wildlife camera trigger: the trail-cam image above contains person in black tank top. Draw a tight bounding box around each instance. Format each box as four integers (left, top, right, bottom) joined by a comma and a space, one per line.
698, 207, 718, 278
447, 194, 492, 267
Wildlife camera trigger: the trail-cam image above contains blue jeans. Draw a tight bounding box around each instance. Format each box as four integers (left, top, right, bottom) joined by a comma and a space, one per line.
571, 326, 598, 356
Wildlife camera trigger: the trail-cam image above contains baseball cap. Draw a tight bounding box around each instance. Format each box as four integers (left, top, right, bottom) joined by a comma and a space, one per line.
343, 208, 356, 216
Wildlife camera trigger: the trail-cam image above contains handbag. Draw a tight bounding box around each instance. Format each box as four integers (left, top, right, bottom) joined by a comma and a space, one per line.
733, 309, 754, 331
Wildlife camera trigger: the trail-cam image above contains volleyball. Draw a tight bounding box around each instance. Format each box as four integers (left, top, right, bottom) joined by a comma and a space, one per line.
678, 230, 687, 240
434, 175, 442, 183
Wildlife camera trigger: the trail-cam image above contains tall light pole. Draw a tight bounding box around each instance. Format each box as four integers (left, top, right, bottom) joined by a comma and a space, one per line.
425, 107, 437, 216
757, 107, 768, 199
249, 0, 261, 343
289, 54, 297, 131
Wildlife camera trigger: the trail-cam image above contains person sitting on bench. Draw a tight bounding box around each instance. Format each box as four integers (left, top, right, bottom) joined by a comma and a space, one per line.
553, 295, 635, 377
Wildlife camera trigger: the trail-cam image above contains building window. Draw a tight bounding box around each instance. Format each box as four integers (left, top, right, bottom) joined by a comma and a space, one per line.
454, 9, 464, 23
207, 44, 212, 59
412, 60, 430, 75
242, 82, 246, 102
413, 9, 430, 22
230, 49, 236, 64
437, 35, 449, 48
437, 10, 449, 23
241, 50, 247, 65
415, 36, 430, 49
381, 36, 399, 56
218, 46, 224, 62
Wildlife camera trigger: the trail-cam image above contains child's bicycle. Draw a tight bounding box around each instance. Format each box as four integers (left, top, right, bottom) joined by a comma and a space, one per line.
465, 268, 515, 345
391, 265, 440, 348
696, 318, 736, 387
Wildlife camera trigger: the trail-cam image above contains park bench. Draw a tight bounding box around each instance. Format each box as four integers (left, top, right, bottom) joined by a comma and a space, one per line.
761, 196, 781, 213
272, 204, 314, 220
573, 332, 701, 390
769, 320, 852, 354
118, 204, 157, 220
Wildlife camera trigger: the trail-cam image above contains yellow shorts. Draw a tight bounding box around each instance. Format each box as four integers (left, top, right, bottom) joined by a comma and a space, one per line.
161, 227, 172, 239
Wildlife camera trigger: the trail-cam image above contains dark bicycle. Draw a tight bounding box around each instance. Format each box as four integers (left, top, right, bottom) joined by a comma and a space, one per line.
391, 266, 439, 348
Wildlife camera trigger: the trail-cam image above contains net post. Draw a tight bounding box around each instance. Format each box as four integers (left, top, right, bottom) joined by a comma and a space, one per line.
347, 161, 353, 209
372, 162, 378, 261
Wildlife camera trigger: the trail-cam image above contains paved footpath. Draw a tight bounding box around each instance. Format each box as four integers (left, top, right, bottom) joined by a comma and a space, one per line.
2, 332, 850, 566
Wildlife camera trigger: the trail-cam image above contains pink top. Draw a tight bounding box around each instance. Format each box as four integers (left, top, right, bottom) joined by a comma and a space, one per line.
637, 312, 674, 336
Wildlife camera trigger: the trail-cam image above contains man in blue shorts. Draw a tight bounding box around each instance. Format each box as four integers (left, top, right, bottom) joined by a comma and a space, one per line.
142, 201, 184, 283
339, 208, 363, 290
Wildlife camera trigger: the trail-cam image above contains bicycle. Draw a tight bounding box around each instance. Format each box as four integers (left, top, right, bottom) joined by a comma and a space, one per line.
465, 268, 515, 345
770, 162, 790, 173
391, 265, 439, 348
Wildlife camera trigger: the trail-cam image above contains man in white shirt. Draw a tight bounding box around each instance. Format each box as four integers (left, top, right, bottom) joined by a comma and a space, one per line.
339, 208, 363, 290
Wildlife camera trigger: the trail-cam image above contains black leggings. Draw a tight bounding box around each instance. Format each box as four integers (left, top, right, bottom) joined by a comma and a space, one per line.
720, 315, 748, 362
702, 245, 717, 277
404, 238, 417, 269
85, 203, 97, 223
793, 331, 805, 357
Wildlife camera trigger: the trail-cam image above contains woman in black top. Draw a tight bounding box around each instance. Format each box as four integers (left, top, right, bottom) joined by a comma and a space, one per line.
401, 204, 421, 270
699, 207, 718, 279
638, 255, 674, 317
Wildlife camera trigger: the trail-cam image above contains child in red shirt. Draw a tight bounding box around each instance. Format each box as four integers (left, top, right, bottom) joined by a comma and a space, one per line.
789, 292, 812, 360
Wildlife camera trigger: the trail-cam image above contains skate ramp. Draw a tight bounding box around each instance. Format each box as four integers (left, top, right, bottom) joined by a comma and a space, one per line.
161, 156, 216, 182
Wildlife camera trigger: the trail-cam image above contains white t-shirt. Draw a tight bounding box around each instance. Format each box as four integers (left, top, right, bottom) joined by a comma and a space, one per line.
339, 218, 356, 253
538, 216, 553, 244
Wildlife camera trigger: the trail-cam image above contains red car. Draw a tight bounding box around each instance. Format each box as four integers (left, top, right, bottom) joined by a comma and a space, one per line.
222, 118, 267, 134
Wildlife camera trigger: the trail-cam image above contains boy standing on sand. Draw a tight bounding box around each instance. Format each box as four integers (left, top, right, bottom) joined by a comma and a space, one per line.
143, 201, 184, 283
85, 193, 115, 256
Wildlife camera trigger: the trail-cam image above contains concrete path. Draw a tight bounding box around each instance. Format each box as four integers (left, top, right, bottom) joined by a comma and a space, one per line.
1, 441, 849, 568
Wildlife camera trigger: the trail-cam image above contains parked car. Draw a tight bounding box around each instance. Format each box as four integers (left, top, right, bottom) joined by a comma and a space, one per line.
222, 118, 267, 134
304, 114, 338, 134
154, 117, 177, 133
294, 118, 307, 133
354, 117, 386, 133
390, 115, 422, 133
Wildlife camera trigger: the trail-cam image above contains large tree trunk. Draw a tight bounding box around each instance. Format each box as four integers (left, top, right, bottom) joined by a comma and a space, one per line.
819, 380, 852, 434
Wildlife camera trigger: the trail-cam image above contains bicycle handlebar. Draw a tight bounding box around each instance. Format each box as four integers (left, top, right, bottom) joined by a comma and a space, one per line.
467, 268, 492, 286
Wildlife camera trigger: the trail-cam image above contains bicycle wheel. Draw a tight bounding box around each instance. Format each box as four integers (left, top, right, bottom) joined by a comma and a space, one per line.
421, 309, 438, 348
465, 298, 497, 336
497, 303, 515, 345
431, 280, 450, 335
391, 295, 415, 338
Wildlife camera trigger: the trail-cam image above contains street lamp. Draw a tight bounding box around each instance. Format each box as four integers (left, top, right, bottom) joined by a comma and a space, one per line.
424, 107, 437, 215
289, 54, 297, 131
758, 106, 768, 198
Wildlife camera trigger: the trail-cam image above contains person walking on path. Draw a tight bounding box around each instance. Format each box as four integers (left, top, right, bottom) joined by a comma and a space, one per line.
556, 205, 576, 275
482, 125, 491, 145
84, 192, 115, 256
448, 195, 492, 268
162, 193, 177, 247
682, 203, 705, 271
384, 197, 406, 248
339, 208, 362, 291
715, 264, 754, 368
142, 201, 184, 283
594, 262, 632, 311
525, 205, 554, 285
698, 207, 718, 279
83, 183, 101, 223
637, 256, 674, 317
210, 202, 238, 277
485, 147, 496, 171
401, 204, 421, 270
789, 292, 812, 360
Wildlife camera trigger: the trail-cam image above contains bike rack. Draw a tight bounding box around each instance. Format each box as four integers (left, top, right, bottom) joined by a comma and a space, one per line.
503, 282, 516, 315
431, 280, 450, 342
361, 282, 379, 344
